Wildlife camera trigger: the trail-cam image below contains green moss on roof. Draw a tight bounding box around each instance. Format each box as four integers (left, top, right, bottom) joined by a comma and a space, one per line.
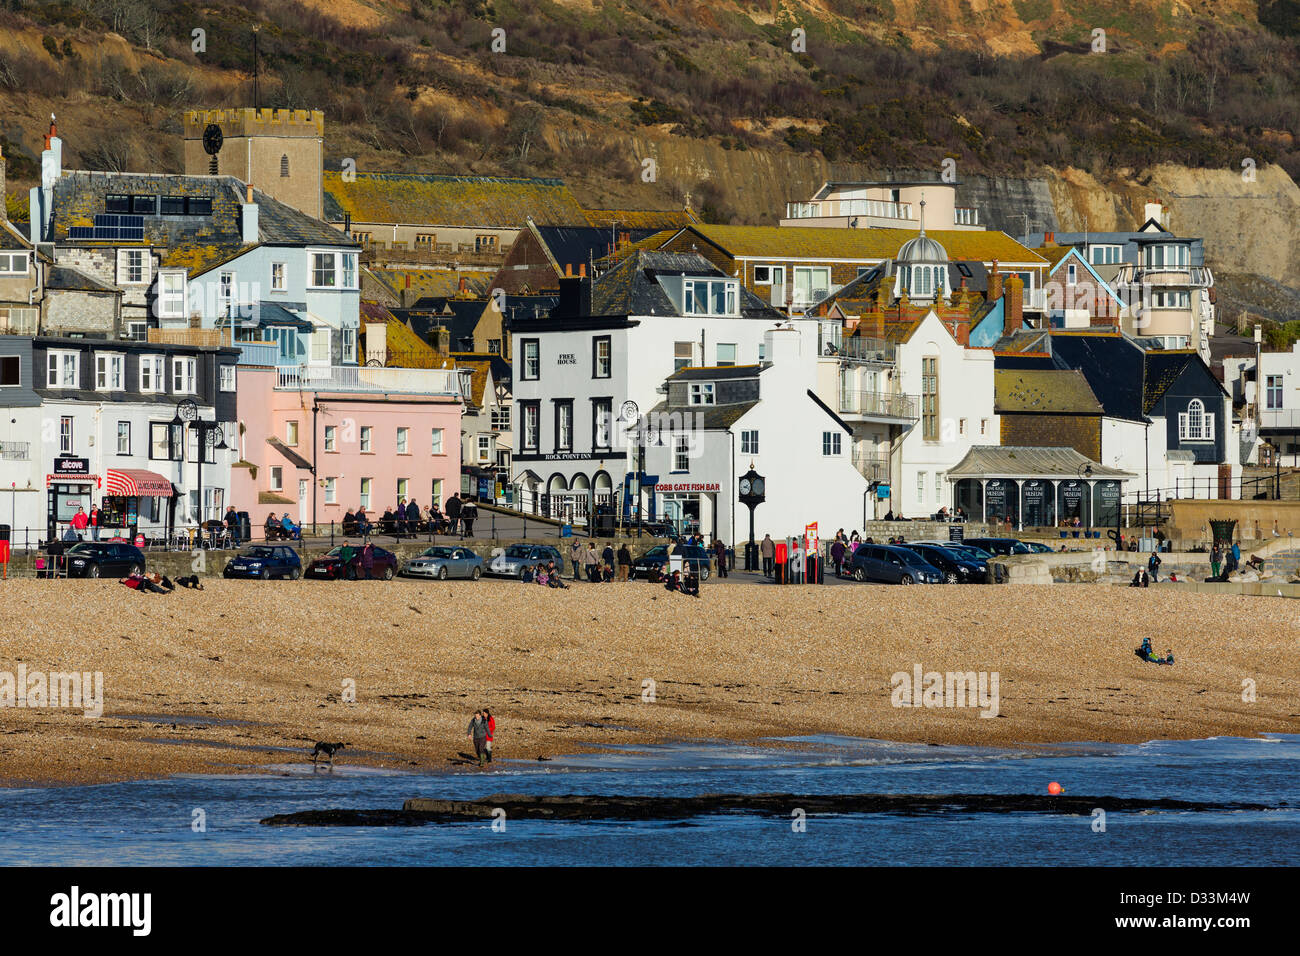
323, 172, 588, 227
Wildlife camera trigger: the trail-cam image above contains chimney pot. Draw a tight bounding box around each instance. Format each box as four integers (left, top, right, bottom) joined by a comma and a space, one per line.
1045, 231, 1054, 244
246, 182, 254, 204
579, 263, 587, 278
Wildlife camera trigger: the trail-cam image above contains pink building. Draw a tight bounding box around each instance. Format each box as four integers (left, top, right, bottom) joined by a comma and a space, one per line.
232, 364, 463, 533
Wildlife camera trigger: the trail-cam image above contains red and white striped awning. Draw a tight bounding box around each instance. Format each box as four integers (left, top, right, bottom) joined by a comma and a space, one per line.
105, 469, 175, 498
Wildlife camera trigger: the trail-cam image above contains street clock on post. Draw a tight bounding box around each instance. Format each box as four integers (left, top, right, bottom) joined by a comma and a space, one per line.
739, 464, 765, 570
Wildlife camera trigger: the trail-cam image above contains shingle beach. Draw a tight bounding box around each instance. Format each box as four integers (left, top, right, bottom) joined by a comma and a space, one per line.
1, 579, 1296, 786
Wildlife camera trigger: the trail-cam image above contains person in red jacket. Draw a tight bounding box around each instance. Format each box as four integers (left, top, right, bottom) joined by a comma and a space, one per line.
483, 707, 495, 763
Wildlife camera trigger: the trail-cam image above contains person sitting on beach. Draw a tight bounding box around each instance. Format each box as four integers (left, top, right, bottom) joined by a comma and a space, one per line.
645, 564, 664, 584
602, 561, 615, 583
521, 564, 535, 583
682, 570, 700, 597
535, 566, 548, 586
546, 561, 569, 589
121, 571, 168, 594
664, 569, 681, 592
1129, 571, 1143, 588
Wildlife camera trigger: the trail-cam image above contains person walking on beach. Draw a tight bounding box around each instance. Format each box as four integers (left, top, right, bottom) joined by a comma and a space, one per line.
760, 534, 775, 577
467, 710, 488, 767
617, 543, 631, 582
1147, 550, 1161, 583
445, 493, 462, 537
570, 539, 584, 579
483, 708, 495, 763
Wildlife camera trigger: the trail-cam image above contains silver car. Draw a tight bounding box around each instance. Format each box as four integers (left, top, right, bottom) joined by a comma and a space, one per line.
487, 544, 565, 579
401, 546, 483, 580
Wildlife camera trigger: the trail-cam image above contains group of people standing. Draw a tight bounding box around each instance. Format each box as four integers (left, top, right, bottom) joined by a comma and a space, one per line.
569, 540, 633, 583
336, 540, 380, 579
466, 708, 495, 767
1209, 540, 1242, 580
342, 494, 478, 540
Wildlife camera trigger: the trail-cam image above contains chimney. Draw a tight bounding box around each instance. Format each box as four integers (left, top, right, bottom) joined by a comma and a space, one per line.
557, 270, 592, 318
987, 260, 1002, 302
431, 326, 450, 356
1044, 231, 1055, 245
458, 276, 467, 294
1004, 273, 1024, 334
32, 113, 63, 243
241, 182, 259, 243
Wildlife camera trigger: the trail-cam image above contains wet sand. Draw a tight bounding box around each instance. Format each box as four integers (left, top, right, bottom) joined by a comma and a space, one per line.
0, 579, 1296, 786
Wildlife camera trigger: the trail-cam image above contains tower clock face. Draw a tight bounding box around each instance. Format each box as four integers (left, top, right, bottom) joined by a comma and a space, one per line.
739, 478, 751, 495
202, 123, 224, 156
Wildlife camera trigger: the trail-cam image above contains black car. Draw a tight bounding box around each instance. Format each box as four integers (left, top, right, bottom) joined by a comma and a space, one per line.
902, 543, 988, 583
962, 537, 1033, 557
630, 544, 711, 580
64, 542, 146, 578
223, 545, 303, 580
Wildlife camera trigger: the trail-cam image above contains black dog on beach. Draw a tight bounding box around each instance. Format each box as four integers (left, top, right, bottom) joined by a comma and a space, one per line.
311, 741, 347, 764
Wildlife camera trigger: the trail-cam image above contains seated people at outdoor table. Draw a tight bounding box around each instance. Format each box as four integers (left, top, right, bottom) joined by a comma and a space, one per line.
264, 513, 283, 540
380, 508, 396, 534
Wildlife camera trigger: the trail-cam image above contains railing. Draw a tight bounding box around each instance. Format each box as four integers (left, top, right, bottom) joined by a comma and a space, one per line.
852, 451, 890, 481
953, 206, 979, 226
818, 328, 897, 365
838, 389, 919, 420
1258, 409, 1300, 431
0, 307, 39, 335
235, 341, 281, 366
785, 199, 913, 221
0, 440, 30, 460
275, 364, 460, 395
148, 328, 224, 347
1022, 288, 1047, 311
1113, 264, 1213, 288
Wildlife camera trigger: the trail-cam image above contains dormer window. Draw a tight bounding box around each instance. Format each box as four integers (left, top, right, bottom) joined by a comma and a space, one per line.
1144, 244, 1189, 269
683, 279, 738, 316
689, 383, 715, 406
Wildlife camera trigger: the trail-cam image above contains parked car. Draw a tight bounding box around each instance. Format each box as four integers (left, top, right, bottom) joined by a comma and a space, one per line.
487, 544, 565, 579
306, 545, 398, 580
1023, 541, 1055, 554
401, 546, 484, 580
629, 544, 711, 580
847, 544, 943, 584
223, 545, 302, 579
64, 541, 146, 578
901, 543, 988, 584
915, 540, 995, 563
962, 537, 1034, 557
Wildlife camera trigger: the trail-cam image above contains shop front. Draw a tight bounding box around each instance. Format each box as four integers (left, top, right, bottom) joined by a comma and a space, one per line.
45, 456, 97, 541
104, 469, 177, 542
655, 481, 721, 539
946, 446, 1133, 532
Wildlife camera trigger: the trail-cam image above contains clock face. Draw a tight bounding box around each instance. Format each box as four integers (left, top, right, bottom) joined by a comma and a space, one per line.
177, 399, 199, 423
202, 123, 224, 156
752, 478, 765, 496
739, 478, 751, 495
620, 400, 639, 423
205, 425, 224, 446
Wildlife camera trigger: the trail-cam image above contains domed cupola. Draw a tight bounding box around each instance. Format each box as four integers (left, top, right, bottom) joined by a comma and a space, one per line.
893, 196, 949, 303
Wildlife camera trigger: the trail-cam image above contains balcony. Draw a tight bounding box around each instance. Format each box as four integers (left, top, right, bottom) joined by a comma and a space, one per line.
1022, 288, 1047, 312
276, 364, 461, 396
1259, 408, 1300, 431
953, 206, 979, 226
838, 388, 918, 421
818, 328, 897, 366
1114, 264, 1213, 289
852, 451, 890, 482
236, 341, 281, 366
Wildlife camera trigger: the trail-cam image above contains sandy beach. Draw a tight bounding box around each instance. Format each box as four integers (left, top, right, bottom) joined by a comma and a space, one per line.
0, 578, 1296, 786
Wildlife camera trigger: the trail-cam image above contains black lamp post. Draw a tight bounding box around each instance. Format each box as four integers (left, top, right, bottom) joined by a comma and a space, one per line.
173, 399, 228, 541
738, 463, 766, 571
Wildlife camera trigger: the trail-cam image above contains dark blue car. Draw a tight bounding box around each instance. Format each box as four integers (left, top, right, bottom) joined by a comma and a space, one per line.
902, 543, 989, 583
223, 545, 302, 580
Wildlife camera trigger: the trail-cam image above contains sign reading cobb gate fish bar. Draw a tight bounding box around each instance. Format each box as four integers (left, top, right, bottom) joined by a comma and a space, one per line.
658, 482, 720, 493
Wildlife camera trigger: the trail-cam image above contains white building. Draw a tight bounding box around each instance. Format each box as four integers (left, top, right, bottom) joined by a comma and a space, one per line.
509, 251, 819, 525
641, 326, 867, 543
1224, 339, 1300, 467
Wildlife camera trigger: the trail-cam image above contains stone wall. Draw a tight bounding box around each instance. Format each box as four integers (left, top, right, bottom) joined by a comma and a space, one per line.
1167, 498, 1300, 544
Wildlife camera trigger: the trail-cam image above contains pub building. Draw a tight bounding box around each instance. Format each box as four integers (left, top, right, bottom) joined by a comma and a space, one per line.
946, 445, 1134, 530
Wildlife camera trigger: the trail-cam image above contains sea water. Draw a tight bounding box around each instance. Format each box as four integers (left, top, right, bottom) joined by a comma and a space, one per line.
0, 735, 1294, 866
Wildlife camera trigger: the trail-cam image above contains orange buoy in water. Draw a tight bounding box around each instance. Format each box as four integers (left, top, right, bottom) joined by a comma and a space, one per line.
1048, 781, 1064, 795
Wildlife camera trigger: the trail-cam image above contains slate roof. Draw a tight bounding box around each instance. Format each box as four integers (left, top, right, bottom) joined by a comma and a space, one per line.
619, 224, 1047, 265
322, 173, 588, 227
995, 369, 1102, 415
246, 301, 313, 329
589, 250, 783, 319
1044, 332, 1147, 422
668, 364, 763, 381
450, 352, 512, 404
646, 398, 758, 430
579, 208, 700, 230
946, 445, 1134, 479
53, 172, 352, 253
534, 225, 659, 273
46, 263, 119, 293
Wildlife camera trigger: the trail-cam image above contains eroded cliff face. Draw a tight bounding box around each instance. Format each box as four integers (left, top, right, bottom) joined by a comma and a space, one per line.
561, 125, 1300, 290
